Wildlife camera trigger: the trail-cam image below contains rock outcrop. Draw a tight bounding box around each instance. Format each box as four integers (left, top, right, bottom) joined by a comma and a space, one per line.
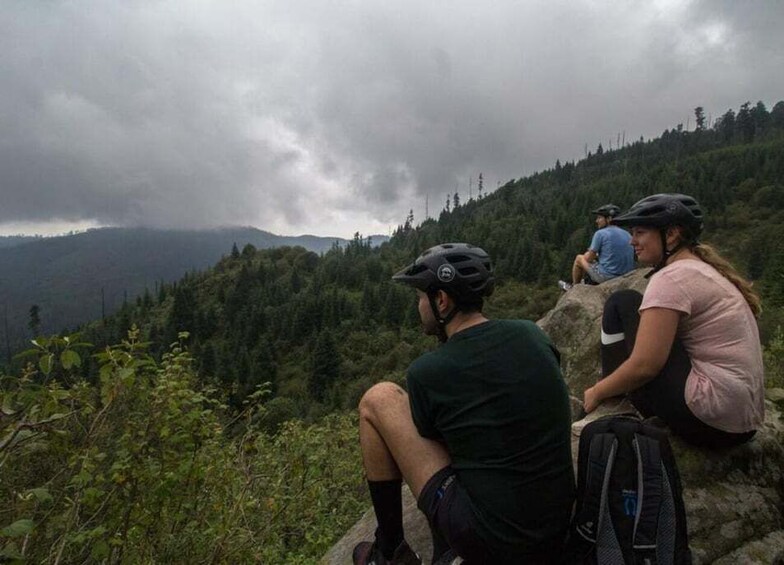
321, 487, 432, 564
323, 271, 784, 564
537, 268, 650, 396
541, 272, 784, 564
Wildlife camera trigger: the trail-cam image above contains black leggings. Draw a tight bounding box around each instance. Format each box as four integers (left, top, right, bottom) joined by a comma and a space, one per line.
601, 290, 755, 449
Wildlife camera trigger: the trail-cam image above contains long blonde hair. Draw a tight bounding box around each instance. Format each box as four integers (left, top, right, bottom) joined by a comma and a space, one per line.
691, 242, 762, 317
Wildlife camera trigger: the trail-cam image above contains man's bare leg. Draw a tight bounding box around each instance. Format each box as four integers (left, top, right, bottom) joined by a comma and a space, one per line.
571, 254, 584, 284
357, 382, 451, 560
360, 381, 450, 496
572, 254, 592, 285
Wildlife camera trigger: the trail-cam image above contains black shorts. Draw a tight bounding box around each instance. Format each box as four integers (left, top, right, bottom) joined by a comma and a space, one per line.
418, 467, 565, 564
417, 466, 493, 564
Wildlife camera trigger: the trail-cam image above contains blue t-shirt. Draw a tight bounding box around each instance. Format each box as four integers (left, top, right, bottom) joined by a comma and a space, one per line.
589, 225, 635, 277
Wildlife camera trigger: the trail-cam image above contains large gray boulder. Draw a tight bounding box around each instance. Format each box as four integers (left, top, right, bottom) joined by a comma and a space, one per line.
537, 268, 649, 396
323, 272, 784, 564
673, 397, 784, 563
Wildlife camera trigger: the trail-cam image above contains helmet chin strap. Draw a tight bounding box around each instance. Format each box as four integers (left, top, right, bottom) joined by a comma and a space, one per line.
645, 229, 689, 278
428, 292, 459, 343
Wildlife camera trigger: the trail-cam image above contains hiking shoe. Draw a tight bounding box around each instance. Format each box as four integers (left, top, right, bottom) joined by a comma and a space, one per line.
558, 280, 573, 291
352, 539, 421, 565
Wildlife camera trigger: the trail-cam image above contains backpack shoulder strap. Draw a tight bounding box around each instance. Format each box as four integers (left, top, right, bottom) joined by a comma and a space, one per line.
636, 430, 687, 564
632, 432, 662, 550
575, 432, 617, 543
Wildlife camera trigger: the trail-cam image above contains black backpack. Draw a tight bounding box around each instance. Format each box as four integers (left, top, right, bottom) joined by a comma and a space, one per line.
564, 415, 692, 564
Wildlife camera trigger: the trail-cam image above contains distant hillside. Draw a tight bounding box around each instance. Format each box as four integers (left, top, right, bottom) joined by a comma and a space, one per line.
0, 235, 41, 249
0, 226, 387, 351
4, 100, 784, 387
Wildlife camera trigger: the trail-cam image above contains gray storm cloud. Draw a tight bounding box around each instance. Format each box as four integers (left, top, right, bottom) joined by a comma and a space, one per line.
0, 0, 782, 237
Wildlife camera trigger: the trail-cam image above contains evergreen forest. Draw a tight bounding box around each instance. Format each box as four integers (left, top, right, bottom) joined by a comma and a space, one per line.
2, 100, 784, 563
0, 227, 387, 354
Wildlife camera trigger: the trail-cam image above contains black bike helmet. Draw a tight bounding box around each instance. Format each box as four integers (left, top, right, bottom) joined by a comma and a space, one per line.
613, 193, 703, 238
614, 193, 704, 275
392, 243, 495, 303
591, 204, 621, 218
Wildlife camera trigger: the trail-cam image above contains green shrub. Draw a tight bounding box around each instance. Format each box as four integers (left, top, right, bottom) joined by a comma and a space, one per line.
1, 329, 365, 563
764, 326, 784, 389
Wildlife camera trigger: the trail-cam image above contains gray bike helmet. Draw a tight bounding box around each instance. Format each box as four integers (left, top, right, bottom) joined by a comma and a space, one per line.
392, 243, 495, 303
591, 204, 621, 218
613, 193, 703, 238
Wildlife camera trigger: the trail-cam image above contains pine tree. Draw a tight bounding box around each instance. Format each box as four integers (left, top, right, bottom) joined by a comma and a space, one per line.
771, 101, 784, 129
736, 102, 755, 142
290, 268, 302, 294
167, 285, 196, 341
751, 101, 770, 137
694, 106, 706, 131
253, 340, 278, 394
28, 304, 41, 336
403, 209, 414, 231
309, 331, 341, 402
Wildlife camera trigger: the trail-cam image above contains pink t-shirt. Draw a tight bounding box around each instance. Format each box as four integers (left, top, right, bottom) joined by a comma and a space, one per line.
640, 260, 765, 433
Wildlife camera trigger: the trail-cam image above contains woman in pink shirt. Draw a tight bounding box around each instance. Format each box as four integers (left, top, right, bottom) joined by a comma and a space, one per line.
583, 193, 765, 447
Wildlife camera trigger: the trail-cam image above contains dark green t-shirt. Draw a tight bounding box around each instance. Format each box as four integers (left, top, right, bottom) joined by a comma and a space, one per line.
407, 319, 574, 559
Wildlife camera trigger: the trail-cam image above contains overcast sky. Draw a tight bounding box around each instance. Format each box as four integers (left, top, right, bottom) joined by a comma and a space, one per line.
1, 1, 782, 238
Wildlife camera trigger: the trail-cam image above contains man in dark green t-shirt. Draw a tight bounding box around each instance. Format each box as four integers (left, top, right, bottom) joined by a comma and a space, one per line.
353, 243, 574, 565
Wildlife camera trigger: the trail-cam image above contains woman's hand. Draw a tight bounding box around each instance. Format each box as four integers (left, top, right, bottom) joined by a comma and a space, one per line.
583, 385, 602, 413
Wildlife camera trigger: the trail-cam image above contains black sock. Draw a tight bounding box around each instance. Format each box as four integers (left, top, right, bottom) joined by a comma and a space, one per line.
368, 479, 403, 558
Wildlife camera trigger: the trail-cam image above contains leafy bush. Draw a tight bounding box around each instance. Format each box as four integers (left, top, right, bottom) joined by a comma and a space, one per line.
1, 329, 365, 563
764, 326, 784, 389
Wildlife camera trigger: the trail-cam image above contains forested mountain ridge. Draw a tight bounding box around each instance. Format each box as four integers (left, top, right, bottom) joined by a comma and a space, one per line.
0, 235, 41, 249
2, 100, 784, 563
54, 100, 784, 423
390, 100, 784, 332
0, 226, 388, 354
392, 102, 784, 290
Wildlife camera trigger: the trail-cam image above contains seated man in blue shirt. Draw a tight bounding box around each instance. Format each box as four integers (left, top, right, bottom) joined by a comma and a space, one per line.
566, 204, 635, 288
